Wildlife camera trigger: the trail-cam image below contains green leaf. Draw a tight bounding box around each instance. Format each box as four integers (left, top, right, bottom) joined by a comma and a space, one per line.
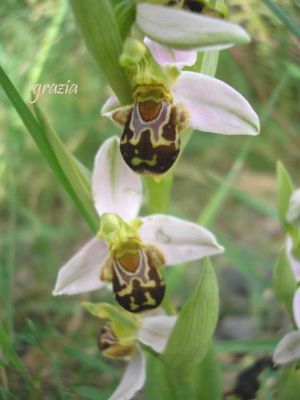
0, 65, 98, 232
277, 367, 300, 400
32, 102, 98, 224
136, 4, 250, 51
273, 247, 297, 318
145, 351, 175, 400
276, 161, 294, 233
114, 1, 136, 40
195, 346, 222, 400
69, 0, 132, 105
163, 257, 219, 374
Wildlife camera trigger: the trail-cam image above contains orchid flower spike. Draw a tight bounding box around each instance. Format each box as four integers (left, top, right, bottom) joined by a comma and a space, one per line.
273, 288, 300, 365
53, 136, 224, 312
82, 302, 177, 400
102, 38, 260, 176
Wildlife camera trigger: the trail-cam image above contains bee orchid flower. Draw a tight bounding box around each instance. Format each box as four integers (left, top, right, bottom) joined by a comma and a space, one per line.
82, 302, 177, 400
273, 288, 300, 365
102, 39, 260, 176
53, 136, 224, 312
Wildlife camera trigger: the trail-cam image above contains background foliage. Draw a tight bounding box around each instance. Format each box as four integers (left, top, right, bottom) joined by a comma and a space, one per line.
0, 0, 300, 398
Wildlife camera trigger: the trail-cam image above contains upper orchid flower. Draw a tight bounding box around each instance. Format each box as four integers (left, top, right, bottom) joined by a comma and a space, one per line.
53, 136, 224, 312
82, 302, 177, 400
102, 37, 260, 176
273, 288, 300, 365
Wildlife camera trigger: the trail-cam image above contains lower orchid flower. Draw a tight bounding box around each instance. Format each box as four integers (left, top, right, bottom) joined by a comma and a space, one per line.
53, 136, 224, 312
273, 288, 300, 365
82, 302, 177, 400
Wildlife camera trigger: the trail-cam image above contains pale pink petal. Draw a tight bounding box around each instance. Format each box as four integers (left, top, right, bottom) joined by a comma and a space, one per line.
273, 331, 300, 365
101, 95, 121, 122
140, 214, 224, 265
173, 71, 260, 136
144, 37, 197, 69
108, 348, 145, 400
286, 236, 300, 282
92, 136, 142, 221
53, 238, 108, 295
137, 4, 250, 51
138, 315, 176, 353
287, 189, 300, 223
293, 287, 300, 330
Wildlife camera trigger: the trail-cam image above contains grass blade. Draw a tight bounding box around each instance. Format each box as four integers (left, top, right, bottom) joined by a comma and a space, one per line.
0, 65, 98, 232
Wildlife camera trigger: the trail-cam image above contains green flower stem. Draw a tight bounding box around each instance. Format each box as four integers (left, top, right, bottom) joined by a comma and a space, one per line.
69, 0, 132, 105
144, 173, 173, 214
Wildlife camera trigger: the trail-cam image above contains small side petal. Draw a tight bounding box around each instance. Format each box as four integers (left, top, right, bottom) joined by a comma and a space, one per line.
53, 238, 108, 295
101, 95, 121, 121
286, 236, 300, 282
287, 188, 300, 223
293, 287, 300, 329
173, 71, 260, 136
144, 37, 197, 69
140, 214, 224, 265
108, 348, 146, 400
138, 316, 176, 353
273, 331, 300, 365
92, 136, 142, 221
137, 4, 250, 51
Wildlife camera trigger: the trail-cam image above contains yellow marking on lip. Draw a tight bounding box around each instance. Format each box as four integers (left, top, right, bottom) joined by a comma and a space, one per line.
144, 291, 156, 306
131, 155, 157, 167
117, 279, 156, 297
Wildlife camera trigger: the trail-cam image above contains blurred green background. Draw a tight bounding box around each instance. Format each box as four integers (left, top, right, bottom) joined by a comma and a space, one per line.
0, 0, 300, 398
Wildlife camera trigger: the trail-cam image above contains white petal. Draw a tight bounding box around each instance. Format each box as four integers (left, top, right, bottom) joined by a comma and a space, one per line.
293, 288, 300, 329
137, 4, 250, 51
144, 37, 197, 69
273, 331, 300, 365
101, 95, 121, 122
287, 189, 300, 223
53, 238, 108, 295
92, 136, 142, 221
108, 348, 145, 400
173, 71, 260, 136
286, 236, 300, 282
138, 316, 176, 353
140, 214, 224, 265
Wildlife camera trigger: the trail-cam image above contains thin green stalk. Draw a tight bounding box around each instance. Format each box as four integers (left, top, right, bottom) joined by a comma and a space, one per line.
197, 70, 290, 228
263, 0, 300, 39
4, 153, 17, 337
0, 350, 9, 398
23, 0, 68, 98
